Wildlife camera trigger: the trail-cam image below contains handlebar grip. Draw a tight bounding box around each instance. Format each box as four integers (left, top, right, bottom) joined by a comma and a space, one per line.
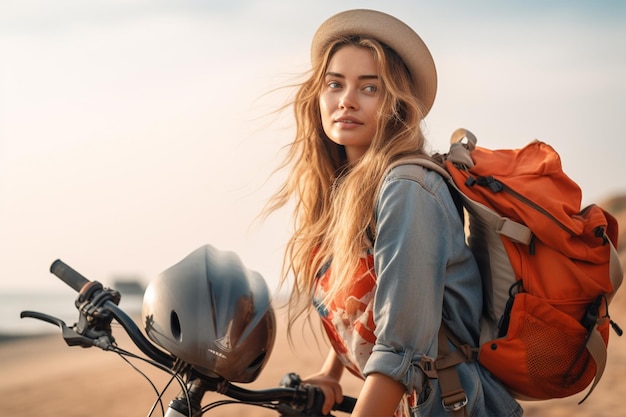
335, 395, 357, 413
50, 259, 90, 292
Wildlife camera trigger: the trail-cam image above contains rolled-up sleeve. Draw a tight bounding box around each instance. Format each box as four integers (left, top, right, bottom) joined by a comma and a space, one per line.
362, 169, 454, 393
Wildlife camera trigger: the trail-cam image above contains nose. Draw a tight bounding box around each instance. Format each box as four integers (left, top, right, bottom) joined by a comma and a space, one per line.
338, 87, 358, 110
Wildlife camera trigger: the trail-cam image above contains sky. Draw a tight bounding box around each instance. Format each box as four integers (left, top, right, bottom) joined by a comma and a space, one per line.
1, 0, 625, 295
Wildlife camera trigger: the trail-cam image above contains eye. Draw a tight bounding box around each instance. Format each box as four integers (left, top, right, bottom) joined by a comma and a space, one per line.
363, 85, 378, 93
328, 81, 342, 89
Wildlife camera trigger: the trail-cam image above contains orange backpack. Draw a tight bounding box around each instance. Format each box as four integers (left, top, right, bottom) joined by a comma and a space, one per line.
392, 129, 623, 404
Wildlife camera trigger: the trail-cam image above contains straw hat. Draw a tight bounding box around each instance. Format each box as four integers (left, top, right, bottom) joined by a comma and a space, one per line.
311, 9, 437, 115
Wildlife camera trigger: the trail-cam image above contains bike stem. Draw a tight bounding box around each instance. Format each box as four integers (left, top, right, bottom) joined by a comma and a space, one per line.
165, 376, 208, 417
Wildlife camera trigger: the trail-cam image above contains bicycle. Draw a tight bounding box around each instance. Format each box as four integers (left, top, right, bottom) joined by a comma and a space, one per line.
21, 245, 356, 416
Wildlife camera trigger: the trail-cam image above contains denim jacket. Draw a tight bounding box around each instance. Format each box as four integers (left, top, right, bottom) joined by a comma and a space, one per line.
314, 164, 523, 417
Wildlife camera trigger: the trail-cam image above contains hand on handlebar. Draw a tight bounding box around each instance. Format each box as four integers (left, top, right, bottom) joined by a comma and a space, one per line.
301, 372, 344, 415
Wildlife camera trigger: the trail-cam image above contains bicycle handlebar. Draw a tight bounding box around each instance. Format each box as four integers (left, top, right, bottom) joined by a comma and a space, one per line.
166, 374, 356, 416
106, 301, 176, 366
50, 259, 90, 292
221, 382, 356, 414
24, 259, 357, 416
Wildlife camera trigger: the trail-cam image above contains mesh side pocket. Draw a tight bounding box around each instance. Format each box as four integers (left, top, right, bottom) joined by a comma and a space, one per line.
517, 304, 594, 397
479, 292, 600, 400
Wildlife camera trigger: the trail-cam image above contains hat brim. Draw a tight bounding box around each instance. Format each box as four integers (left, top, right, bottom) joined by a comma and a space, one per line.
311, 9, 437, 116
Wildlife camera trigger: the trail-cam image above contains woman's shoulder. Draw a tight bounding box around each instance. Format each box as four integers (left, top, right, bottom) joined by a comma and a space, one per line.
378, 162, 459, 221
382, 161, 447, 193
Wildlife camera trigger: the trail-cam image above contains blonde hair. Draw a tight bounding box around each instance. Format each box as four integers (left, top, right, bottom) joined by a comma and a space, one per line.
266, 36, 430, 335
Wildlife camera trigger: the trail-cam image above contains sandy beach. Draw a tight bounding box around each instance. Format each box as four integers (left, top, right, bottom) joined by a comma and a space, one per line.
3, 197, 626, 417
1, 291, 625, 417
0, 310, 364, 417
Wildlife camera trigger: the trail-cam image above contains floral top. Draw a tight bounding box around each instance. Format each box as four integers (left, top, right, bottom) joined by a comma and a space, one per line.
314, 254, 377, 379
314, 254, 420, 416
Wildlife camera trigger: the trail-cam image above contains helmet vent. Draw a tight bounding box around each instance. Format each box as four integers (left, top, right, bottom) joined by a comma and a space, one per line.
248, 352, 267, 371
170, 310, 182, 341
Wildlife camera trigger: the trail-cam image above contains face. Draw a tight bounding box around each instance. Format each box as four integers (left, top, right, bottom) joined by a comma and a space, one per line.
319, 45, 382, 164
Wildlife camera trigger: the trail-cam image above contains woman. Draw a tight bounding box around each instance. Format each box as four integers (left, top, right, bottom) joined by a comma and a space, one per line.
266, 9, 523, 417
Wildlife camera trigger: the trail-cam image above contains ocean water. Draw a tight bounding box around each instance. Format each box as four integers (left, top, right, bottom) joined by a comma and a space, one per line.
1, 290, 144, 336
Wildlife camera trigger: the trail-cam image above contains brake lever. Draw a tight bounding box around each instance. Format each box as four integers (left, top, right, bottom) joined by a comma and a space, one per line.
20, 311, 113, 349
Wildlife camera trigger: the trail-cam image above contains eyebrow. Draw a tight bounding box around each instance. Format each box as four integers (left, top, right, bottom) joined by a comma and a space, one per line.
325, 71, 379, 80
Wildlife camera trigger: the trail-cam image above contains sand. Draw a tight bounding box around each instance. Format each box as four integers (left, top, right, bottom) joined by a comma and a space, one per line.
0, 311, 360, 417
1, 294, 626, 417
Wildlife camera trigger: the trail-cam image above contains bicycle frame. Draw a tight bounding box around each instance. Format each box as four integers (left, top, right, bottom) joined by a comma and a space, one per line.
21, 259, 356, 416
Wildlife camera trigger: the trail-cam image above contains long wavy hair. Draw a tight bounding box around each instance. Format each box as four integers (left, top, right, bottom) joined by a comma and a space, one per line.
265, 35, 431, 335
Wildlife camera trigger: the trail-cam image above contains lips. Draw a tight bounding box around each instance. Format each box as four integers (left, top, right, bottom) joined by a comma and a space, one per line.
334, 115, 362, 125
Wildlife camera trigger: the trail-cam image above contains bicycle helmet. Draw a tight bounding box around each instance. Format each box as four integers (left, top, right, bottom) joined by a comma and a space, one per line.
141, 244, 276, 383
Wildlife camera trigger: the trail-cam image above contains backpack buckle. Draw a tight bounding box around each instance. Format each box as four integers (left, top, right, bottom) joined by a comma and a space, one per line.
442, 391, 468, 412
419, 356, 438, 379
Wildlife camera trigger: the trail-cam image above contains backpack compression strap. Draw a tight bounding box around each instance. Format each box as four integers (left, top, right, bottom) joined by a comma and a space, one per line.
577, 239, 622, 404
437, 323, 476, 416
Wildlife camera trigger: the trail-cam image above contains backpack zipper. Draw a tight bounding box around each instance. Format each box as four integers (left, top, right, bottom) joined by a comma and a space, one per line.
468, 175, 578, 238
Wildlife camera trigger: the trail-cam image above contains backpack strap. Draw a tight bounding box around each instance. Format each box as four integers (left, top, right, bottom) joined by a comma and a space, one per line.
386, 157, 466, 221
577, 240, 623, 403
435, 323, 476, 416
608, 240, 624, 304
456, 191, 533, 245
447, 128, 477, 168
387, 157, 533, 245
577, 325, 608, 403
417, 323, 475, 416
387, 156, 450, 180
